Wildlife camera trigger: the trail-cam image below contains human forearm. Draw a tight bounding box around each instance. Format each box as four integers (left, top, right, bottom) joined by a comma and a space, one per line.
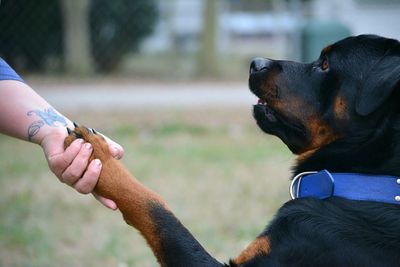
0, 80, 72, 144
0, 67, 123, 210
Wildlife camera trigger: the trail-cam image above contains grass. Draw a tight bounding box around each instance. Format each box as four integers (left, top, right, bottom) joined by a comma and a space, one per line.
0, 108, 293, 267
119, 53, 252, 82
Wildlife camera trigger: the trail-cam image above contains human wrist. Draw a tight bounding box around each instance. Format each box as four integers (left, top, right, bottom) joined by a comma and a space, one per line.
24, 107, 73, 145
35, 125, 69, 147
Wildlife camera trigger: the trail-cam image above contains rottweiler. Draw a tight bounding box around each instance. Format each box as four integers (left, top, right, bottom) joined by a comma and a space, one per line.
65, 34, 400, 267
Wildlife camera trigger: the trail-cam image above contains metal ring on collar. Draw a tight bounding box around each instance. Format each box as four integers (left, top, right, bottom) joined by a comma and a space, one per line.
290, 171, 318, 199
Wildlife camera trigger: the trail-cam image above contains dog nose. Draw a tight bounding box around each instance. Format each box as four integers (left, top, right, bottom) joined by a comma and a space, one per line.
250, 58, 272, 74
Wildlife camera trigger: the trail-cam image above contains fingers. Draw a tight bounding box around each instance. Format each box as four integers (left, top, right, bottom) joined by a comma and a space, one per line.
97, 132, 124, 159
61, 142, 93, 186
93, 193, 118, 210
42, 126, 121, 211
109, 141, 124, 159
69, 125, 124, 160
72, 158, 102, 194
47, 138, 84, 177
58, 144, 119, 210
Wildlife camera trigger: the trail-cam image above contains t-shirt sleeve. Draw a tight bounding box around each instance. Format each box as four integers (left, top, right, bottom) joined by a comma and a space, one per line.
0, 58, 24, 82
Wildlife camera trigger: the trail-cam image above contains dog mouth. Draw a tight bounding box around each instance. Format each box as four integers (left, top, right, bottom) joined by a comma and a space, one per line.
256, 98, 277, 123
249, 71, 279, 124
253, 96, 308, 153
249, 74, 306, 139
248, 61, 315, 153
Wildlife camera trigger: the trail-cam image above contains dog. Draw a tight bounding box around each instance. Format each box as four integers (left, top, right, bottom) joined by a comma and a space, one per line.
65, 34, 400, 267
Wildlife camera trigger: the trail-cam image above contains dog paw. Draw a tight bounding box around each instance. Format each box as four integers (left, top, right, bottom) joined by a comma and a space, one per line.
64, 124, 112, 163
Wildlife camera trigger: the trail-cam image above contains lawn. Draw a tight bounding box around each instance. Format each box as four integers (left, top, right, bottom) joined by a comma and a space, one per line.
0, 108, 293, 267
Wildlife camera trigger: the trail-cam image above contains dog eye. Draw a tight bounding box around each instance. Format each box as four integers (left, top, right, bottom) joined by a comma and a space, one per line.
321, 58, 329, 71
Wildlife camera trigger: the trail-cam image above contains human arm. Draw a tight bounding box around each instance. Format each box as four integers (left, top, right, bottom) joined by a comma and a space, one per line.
0, 79, 124, 209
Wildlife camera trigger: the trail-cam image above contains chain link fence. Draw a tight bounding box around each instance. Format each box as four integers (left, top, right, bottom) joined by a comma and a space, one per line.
0, 0, 158, 74
1, 0, 397, 79
0, 0, 297, 79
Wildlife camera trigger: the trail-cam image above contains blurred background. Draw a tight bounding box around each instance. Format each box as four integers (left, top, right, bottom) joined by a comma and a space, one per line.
1, 0, 400, 78
0, 0, 399, 266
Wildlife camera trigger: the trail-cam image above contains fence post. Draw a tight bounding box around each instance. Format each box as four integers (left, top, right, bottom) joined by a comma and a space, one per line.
60, 0, 93, 75
197, 0, 218, 77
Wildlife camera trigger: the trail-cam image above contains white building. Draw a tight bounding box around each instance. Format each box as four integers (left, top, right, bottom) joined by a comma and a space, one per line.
141, 0, 400, 60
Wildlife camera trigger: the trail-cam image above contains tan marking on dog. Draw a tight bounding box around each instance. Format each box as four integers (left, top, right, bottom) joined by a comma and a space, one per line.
334, 95, 349, 120
297, 117, 339, 155
64, 127, 169, 266
297, 148, 318, 164
272, 95, 312, 119
260, 71, 280, 102
322, 45, 332, 54
233, 236, 271, 266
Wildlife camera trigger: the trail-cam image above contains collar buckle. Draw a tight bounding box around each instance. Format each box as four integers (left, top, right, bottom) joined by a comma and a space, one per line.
290, 171, 318, 199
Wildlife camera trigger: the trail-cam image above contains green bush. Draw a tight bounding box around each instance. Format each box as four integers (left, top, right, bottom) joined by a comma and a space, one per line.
89, 0, 158, 72
0, 0, 158, 73
0, 0, 63, 72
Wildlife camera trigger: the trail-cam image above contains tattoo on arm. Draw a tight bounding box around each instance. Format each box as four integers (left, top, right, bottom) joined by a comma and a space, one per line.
27, 108, 67, 141
27, 121, 45, 141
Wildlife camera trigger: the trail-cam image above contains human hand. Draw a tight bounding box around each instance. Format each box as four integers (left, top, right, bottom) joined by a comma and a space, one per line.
40, 127, 124, 210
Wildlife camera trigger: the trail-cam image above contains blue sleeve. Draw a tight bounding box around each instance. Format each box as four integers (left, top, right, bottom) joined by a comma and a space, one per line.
0, 58, 24, 82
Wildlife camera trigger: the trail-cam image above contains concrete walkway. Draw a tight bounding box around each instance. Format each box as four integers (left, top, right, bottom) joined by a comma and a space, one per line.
34, 82, 258, 111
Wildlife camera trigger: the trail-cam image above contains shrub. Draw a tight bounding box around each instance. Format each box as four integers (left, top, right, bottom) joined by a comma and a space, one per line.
0, 0, 158, 73
89, 0, 158, 72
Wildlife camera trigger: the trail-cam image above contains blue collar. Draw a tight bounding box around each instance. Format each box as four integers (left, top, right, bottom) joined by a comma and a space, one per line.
290, 170, 400, 205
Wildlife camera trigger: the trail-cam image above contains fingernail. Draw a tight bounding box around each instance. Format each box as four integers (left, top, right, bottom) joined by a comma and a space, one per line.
106, 200, 117, 210
112, 146, 121, 159
94, 159, 102, 167
109, 203, 118, 210
85, 143, 92, 150
76, 138, 84, 144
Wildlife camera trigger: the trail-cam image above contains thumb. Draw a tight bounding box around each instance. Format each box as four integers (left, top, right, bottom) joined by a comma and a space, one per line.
42, 135, 83, 177
93, 193, 118, 210
95, 132, 124, 159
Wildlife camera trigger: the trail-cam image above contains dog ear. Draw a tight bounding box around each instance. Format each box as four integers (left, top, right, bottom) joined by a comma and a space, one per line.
356, 53, 400, 116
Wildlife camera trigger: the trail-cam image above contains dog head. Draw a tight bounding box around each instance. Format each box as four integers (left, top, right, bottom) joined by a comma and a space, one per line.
249, 35, 400, 155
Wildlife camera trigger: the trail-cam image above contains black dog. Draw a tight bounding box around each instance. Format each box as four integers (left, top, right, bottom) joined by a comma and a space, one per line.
245, 34, 400, 267
65, 35, 400, 267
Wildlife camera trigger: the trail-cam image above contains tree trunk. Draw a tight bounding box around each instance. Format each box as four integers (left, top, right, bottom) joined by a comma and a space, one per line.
60, 0, 93, 75
197, 0, 218, 77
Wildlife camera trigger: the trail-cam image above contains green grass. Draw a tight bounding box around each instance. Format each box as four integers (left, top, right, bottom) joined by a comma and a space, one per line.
0, 108, 293, 267
119, 53, 251, 81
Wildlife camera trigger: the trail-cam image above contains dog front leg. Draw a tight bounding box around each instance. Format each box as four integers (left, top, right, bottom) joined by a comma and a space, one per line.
65, 126, 224, 267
